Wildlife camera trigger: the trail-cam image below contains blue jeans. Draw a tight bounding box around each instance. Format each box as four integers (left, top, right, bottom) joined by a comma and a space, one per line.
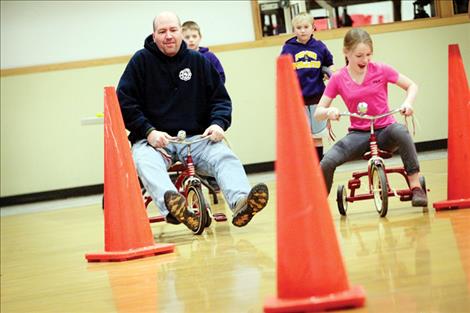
131, 138, 251, 216
320, 123, 420, 193
305, 104, 328, 139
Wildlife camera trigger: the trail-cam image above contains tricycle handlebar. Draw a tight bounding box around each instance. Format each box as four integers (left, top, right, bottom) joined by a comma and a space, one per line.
339, 108, 402, 120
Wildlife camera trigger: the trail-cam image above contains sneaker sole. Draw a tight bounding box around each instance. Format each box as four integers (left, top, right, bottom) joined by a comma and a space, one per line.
412, 200, 428, 207
232, 183, 269, 227
164, 191, 200, 231
165, 213, 181, 225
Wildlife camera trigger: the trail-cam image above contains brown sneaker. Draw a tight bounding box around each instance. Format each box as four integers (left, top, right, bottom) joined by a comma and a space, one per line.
165, 213, 181, 225
164, 191, 200, 231
411, 187, 428, 207
232, 183, 269, 227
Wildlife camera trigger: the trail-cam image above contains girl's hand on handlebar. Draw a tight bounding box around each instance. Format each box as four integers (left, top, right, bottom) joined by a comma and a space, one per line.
202, 124, 225, 142
147, 130, 175, 148
400, 103, 414, 116
327, 107, 340, 121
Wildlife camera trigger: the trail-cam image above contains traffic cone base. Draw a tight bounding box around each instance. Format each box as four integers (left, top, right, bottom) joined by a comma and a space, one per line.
433, 199, 470, 211
86, 243, 175, 262
264, 285, 366, 313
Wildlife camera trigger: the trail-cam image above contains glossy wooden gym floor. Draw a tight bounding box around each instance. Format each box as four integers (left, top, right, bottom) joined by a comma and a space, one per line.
2, 155, 470, 313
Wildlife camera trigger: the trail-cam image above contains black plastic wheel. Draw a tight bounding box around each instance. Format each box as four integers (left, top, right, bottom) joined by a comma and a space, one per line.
187, 185, 209, 235
337, 184, 348, 216
371, 164, 389, 217
205, 204, 213, 228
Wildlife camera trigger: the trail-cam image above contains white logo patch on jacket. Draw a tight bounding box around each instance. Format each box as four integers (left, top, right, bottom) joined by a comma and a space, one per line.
179, 68, 192, 81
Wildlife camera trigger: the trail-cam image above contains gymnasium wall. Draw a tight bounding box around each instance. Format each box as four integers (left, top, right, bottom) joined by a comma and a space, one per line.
1, 3, 469, 197
0, 1, 255, 69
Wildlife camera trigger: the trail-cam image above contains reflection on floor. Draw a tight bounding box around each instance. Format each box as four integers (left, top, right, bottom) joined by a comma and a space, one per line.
2, 149, 470, 313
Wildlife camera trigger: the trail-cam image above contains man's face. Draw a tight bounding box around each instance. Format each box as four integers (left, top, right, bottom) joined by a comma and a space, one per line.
183, 29, 201, 51
153, 14, 183, 57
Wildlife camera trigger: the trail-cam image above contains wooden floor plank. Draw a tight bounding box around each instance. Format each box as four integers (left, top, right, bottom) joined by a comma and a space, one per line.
1, 157, 470, 312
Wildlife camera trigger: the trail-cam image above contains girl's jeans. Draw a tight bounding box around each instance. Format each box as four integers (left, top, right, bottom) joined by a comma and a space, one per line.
320, 123, 420, 193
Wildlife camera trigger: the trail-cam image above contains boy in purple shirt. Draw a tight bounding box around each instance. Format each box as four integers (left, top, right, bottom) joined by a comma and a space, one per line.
280, 12, 334, 160
314, 28, 427, 207
182, 21, 225, 82
182, 20, 225, 192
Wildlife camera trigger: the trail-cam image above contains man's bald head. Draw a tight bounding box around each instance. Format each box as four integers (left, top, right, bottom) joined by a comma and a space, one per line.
152, 11, 183, 57
153, 11, 181, 31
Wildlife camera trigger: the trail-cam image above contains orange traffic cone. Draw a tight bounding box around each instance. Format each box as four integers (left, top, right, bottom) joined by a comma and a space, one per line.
433, 44, 470, 210
85, 87, 175, 262
264, 55, 365, 312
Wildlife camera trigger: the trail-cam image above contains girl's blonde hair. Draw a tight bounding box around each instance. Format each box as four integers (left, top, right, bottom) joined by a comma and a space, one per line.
343, 28, 373, 64
343, 28, 373, 53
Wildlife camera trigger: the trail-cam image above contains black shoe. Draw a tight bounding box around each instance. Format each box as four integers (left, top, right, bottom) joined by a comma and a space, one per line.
207, 177, 220, 192
411, 187, 428, 207
232, 183, 269, 227
164, 191, 200, 231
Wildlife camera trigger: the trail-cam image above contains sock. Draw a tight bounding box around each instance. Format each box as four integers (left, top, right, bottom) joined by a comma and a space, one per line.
315, 146, 324, 161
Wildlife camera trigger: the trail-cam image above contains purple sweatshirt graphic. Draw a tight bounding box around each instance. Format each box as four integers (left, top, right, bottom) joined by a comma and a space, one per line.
199, 47, 226, 83
280, 36, 333, 102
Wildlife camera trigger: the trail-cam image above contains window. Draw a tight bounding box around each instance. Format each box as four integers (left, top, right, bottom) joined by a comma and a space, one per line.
255, 0, 450, 38
453, 0, 469, 14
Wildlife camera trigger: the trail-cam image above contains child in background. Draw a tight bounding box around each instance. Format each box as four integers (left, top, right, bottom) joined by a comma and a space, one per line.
182, 20, 225, 192
314, 28, 427, 206
182, 20, 226, 83
280, 12, 334, 160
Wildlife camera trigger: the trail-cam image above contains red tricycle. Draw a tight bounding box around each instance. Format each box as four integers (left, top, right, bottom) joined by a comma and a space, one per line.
335, 108, 427, 217
143, 131, 227, 235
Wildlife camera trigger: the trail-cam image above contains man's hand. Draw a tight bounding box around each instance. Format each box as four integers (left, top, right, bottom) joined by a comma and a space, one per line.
147, 130, 174, 148
202, 124, 225, 142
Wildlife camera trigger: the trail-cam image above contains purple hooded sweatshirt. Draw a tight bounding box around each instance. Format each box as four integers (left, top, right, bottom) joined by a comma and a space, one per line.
280, 36, 333, 104
199, 47, 226, 83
